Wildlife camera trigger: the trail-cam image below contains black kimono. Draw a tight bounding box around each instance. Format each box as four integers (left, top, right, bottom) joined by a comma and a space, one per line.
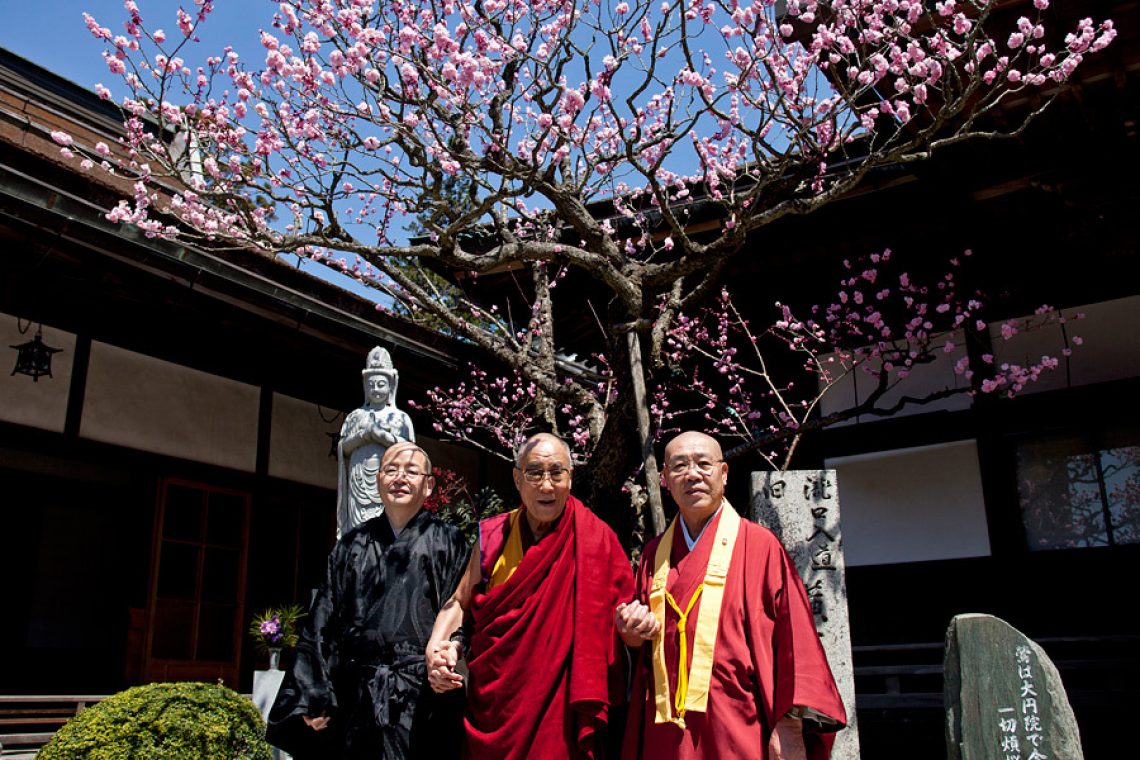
267, 509, 470, 759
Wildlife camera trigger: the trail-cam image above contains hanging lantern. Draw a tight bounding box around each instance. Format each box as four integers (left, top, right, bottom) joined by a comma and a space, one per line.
10, 325, 62, 382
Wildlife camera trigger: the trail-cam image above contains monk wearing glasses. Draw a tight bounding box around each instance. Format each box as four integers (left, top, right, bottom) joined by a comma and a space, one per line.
426, 432, 633, 760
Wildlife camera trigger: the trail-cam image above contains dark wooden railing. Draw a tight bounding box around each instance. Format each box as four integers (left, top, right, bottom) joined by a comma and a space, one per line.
0, 695, 104, 756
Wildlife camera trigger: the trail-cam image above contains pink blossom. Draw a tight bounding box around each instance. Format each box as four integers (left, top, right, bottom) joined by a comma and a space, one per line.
560, 87, 585, 115
176, 9, 193, 36
50, 130, 73, 146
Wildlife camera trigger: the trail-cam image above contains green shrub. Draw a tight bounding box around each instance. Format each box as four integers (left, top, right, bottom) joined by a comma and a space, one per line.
37, 681, 272, 760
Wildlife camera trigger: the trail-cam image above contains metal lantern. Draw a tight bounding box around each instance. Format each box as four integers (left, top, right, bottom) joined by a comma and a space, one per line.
10, 327, 62, 382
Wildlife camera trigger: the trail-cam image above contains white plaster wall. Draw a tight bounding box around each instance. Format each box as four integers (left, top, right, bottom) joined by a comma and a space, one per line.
419, 435, 481, 482
816, 352, 859, 428
874, 335, 971, 417
817, 335, 971, 425
268, 392, 340, 488
82, 342, 259, 471
266, 394, 482, 491
0, 314, 74, 432
989, 295, 1140, 394
825, 440, 991, 566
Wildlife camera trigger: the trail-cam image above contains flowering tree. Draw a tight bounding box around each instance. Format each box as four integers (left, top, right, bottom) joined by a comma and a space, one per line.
67, 0, 1114, 536
416, 250, 1080, 535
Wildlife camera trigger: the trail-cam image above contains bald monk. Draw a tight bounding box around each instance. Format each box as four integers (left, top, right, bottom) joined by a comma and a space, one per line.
619, 431, 846, 760
425, 433, 634, 759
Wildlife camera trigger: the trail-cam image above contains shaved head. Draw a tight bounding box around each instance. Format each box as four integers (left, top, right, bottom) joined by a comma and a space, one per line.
515, 433, 572, 468
663, 431, 724, 463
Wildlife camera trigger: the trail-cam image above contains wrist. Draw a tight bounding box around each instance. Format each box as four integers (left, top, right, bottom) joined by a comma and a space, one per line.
448, 629, 468, 657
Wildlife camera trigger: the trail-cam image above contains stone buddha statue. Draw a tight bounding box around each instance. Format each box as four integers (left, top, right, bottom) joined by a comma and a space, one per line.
336, 346, 415, 539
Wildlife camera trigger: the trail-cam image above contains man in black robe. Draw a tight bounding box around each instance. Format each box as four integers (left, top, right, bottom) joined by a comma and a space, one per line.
268, 442, 470, 759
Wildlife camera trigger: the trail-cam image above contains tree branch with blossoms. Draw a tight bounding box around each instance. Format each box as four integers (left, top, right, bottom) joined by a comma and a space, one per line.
657, 250, 1081, 467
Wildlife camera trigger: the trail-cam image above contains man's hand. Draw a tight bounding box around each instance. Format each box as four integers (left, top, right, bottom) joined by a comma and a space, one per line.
615, 600, 660, 647
769, 716, 807, 760
426, 639, 465, 693
302, 714, 331, 731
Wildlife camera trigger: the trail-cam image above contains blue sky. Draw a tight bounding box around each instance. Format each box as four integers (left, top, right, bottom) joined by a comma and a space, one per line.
0, 0, 389, 300
0, 1, 269, 91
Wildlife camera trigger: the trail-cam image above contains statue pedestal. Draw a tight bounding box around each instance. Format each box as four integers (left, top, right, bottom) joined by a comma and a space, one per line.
253, 669, 291, 760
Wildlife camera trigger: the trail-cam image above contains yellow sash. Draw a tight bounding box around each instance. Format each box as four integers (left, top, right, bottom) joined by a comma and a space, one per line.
487, 508, 524, 590
650, 502, 741, 727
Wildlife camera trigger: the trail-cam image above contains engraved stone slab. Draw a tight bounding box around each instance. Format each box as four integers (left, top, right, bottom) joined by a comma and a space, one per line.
945, 613, 1083, 760
751, 470, 860, 759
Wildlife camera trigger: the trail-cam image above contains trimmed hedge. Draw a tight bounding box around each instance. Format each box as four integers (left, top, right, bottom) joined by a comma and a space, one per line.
36, 681, 272, 760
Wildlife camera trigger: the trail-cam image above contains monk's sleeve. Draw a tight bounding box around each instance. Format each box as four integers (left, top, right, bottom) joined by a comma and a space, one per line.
607, 532, 636, 700
269, 546, 344, 728
764, 534, 846, 738
435, 524, 475, 606
619, 548, 655, 760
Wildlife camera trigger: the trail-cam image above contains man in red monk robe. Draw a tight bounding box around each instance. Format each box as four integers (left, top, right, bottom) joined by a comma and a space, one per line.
425, 433, 634, 759
618, 431, 846, 760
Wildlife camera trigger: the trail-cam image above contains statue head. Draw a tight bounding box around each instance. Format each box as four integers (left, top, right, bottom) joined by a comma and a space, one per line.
361, 346, 398, 408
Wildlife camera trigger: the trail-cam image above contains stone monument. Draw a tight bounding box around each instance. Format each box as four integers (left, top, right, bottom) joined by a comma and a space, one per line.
945, 613, 1083, 760
336, 346, 415, 539
751, 470, 860, 759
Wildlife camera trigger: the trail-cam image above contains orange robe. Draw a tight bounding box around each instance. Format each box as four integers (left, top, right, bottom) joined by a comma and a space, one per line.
622, 509, 846, 759
465, 496, 634, 759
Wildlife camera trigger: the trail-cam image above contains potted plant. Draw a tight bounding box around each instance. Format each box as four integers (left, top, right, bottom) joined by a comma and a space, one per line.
249, 605, 305, 670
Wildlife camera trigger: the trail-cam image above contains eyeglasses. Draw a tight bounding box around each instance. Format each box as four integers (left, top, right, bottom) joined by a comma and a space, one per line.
518, 466, 571, 485
666, 459, 723, 477
381, 466, 426, 480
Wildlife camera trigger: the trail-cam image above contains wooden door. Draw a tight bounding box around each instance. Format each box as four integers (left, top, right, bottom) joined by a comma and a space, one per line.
143, 478, 251, 686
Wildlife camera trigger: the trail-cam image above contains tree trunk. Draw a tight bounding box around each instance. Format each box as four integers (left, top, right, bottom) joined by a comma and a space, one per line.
626, 330, 666, 535
531, 263, 559, 432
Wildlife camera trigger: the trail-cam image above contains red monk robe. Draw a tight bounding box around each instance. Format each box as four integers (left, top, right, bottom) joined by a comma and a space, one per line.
465, 495, 634, 760
622, 508, 846, 760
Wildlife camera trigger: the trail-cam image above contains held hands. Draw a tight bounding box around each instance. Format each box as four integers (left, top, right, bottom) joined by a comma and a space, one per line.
426, 639, 465, 693
615, 600, 661, 647
302, 714, 331, 731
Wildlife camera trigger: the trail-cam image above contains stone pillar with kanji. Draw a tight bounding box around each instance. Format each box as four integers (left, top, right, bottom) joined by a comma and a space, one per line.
751, 470, 860, 760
